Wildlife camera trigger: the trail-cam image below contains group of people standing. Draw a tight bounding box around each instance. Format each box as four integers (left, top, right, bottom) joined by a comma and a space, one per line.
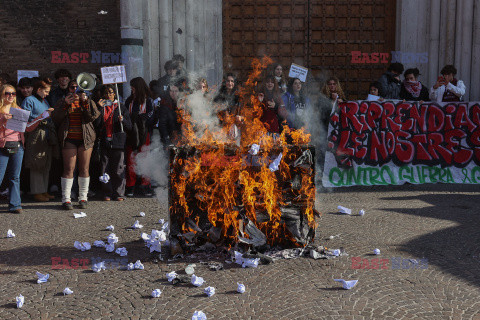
367, 63, 466, 103
0, 56, 469, 213
0, 70, 159, 213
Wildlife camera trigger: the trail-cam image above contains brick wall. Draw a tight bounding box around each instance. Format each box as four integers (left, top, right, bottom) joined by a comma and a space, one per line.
0, 0, 121, 84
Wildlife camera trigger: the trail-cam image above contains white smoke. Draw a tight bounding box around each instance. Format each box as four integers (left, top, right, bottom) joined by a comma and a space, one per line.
134, 131, 169, 203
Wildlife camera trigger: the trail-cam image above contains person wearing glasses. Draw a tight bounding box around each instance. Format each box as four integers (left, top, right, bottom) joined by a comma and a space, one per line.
52, 80, 100, 210
0, 85, 53, 213
95, 85, 131, 201
21, 78, 57, 203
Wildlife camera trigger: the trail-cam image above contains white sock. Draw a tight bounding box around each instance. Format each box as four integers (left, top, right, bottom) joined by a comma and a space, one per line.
61, 177, 74, 203
78, 176, 90, 201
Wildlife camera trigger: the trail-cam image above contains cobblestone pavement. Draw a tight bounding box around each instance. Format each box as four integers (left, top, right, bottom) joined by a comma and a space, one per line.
1, 184, 480, 320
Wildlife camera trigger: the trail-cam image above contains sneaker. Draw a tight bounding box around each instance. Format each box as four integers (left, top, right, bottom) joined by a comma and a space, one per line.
10, 208, 22, 214
116, 197, 125, 201
103, 196, 111, 201
125, 187, 134, 197
43, 193, 55, 200
140, 185, 153, 197
63, 202, 74, 210
79, 200, 88, 209
145, 186, 154, 197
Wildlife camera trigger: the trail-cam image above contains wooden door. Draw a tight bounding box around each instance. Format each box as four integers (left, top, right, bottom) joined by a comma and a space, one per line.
223, 0, 396, 99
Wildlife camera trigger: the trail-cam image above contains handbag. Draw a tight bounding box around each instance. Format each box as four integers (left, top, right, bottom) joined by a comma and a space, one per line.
1, 141, 21, 155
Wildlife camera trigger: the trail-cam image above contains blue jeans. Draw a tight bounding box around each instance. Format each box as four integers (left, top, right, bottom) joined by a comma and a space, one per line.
0, 145, 24, 211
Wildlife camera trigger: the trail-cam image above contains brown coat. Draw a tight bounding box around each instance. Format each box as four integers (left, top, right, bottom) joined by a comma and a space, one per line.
52, 98, 100, 149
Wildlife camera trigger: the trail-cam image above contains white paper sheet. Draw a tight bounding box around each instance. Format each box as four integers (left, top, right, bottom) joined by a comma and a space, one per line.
337, 205, 352, 215
166, 271, 178, 282
36, 271, 50, 284
131, 220, 143, 229
63, 287, 73, 295
151, 289, 162, 298
73, 212, 87, 219
7, 229, 15, 238
115, 247, 128, 257
99, 173, 110, 184
134, 260, 144, 270
237, 283, 246, 293
92, 261, 106, 273
25, 111, 49, 129
74, 241, 91, 251
93, 240, 106, 248
367, 94, 381, 101
16, 294, 24, 308
192, 311, 207, 320
191, 274, 205, 287
107, 233, 118, 244
17, 70, 39, 82
204, 286, 215, 297
6, 108, 30, 132
334, 279, 358, 290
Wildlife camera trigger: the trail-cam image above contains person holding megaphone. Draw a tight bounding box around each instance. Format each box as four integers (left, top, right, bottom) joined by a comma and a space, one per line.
52, 79, 100, 210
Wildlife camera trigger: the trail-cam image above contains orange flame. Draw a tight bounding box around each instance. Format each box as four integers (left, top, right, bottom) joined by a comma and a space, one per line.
170, 56, 316, 247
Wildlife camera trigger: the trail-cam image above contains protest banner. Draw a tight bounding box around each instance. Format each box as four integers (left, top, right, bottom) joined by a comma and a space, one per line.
101, 65, 127, 84
322, 101, 480, 187
288, 63, 308, 82
17, 70, 39, 82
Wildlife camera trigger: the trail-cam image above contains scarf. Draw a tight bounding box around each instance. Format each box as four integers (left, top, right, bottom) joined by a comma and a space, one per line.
403, 80, 422, 98
103, 101, 118, 138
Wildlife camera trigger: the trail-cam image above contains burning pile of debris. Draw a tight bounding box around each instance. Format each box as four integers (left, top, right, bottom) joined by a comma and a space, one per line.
167, 57, 319, 253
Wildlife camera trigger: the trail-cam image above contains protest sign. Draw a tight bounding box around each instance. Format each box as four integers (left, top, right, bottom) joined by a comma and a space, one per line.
322, 101, 480, 187
17, 70, 39, 82
288, 63, 308, 82
101, 65, 127, 84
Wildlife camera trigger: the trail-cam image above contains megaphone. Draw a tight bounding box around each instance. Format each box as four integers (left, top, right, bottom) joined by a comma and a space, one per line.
76, 73, 97, 91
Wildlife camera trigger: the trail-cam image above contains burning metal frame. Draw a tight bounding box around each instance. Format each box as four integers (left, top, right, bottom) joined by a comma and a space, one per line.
168, 143, 317, 251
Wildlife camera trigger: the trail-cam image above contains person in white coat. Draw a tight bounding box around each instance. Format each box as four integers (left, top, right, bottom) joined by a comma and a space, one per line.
430, 65, 466, 102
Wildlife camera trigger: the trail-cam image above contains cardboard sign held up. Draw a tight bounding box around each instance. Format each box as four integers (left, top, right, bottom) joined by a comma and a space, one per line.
101, 65, 127, 84
288, 63, 308, 82
17, 70, 39, 82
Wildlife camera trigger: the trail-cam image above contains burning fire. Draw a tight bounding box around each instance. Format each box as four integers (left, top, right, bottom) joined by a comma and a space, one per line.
169, 57, 317, 249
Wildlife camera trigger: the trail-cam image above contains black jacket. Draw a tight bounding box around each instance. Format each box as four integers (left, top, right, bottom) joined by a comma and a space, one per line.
94, 102, 132, 149
400, 83, 430, 102
377, 71, 402, 99
158, 94, 180, 146
47, 86, 69, 108
152, 74, 172, 98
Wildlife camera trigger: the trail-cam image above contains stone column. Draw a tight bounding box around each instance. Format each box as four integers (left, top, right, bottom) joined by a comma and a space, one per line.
120, 0, 144, 99
471, 0, 480, 101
